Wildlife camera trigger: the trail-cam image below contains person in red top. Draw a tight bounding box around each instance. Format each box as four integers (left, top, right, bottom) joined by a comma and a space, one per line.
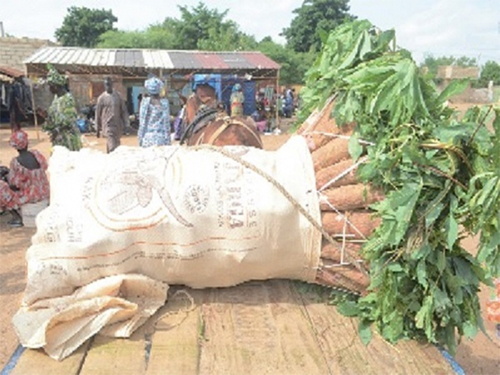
0, 130, 50, 227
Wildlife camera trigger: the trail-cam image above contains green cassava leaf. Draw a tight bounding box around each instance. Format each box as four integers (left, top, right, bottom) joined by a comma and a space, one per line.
298, 19, 500, 354
337, 300, 360, 317
348, 132, 363, 161
359, 320, 373, 345
436, 79, 469, 104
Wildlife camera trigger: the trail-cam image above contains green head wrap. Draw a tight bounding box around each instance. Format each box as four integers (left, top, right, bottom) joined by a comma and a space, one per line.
46, 64, 66, 86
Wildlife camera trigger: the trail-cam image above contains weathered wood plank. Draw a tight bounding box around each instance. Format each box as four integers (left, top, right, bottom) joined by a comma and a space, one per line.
10, 340, 90, 375
265, 280, 331, 373
79, 325, 147, 375
198, 280, 329, 375
299, 289, 455, 375
146, 288, 201, 375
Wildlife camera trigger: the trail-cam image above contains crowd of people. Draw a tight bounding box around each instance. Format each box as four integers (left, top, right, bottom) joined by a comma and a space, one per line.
0, 68, 303, 227
41, 67, 173, 153
0, 70, 174, 227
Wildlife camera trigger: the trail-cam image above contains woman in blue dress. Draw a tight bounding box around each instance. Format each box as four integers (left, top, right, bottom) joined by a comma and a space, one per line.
138, 76, 171, 147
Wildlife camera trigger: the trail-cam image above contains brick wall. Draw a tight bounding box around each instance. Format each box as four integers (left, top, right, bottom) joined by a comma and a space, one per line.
0, 36, 56, 72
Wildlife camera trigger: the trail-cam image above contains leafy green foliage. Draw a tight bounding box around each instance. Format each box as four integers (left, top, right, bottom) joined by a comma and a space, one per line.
98, 27, 177, 49
96, 2, 309, 84
55, 7, 117, 47
300, 20, 500, 354
281, 0, 355, 53
257, 38, 315, 84
168, 3, 239, 50
98, 2, 257, 52
478, 61, 500, 87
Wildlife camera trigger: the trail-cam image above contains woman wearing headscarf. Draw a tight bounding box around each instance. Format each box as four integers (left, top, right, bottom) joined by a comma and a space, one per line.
0, 130, 50, 227
43, 64, 82, 151
138, 76, 171, 147
230, 83, 244, 117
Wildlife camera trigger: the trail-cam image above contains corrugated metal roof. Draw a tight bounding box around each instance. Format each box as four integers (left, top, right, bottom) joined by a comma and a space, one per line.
0, 65, 24, 78
219, 53, 254, 69
24, 47, 280, 77
242, 52, 280, 70
168, 51, 201, 70
197, 53, 230, 70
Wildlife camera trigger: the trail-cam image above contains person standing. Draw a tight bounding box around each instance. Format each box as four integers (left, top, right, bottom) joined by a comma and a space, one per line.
138, 76, 171, 147
284, 87, 295, 118
7, 76, 27, 133
43, 65, 82, 151
230, 83, 244, 117
95, 77, 129, 153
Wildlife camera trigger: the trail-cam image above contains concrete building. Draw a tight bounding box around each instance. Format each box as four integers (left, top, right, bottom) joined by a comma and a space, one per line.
0, 36, 56, 72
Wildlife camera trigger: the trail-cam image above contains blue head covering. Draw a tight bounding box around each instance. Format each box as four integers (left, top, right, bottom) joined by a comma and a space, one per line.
145, 76, 164, 95
232, 83, 242, 92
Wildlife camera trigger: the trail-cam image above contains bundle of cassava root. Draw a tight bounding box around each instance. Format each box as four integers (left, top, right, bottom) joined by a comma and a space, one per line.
300, 97, 384, 295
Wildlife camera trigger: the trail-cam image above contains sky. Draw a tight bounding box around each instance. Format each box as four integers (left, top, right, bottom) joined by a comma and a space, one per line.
1, 0, 499, 64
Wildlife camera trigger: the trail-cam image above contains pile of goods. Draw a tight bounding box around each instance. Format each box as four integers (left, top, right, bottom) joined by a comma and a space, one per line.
11, 20, 499, 361
301, 99, 381, 294
300, 20, 500, 353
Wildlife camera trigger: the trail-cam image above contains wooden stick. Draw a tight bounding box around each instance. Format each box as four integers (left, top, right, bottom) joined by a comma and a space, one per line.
321, 211, 381, 240
320, 240, 365, 264
315, 265, 370, 295
315, 159, 359, 190
296, 96, 336, 135
319, 184, 384, 211
28, 79, 40, 141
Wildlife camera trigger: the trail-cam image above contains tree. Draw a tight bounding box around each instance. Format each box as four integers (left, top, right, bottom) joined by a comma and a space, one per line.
257, 38, 314, 84
98, 2, 256, 51
196, 24, 257, 51
55, 7, 117, 47
167, 2, 237, 50
95, 2, 312, 84
478, 60, 500, 87
281, 0, 354, 53
98, 26, 177, 49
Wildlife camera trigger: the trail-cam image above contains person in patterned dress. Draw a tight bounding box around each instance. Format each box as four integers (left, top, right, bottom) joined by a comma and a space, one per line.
43, 65, 82, 151
137, 76, 171, 147
0, 130, 50, 227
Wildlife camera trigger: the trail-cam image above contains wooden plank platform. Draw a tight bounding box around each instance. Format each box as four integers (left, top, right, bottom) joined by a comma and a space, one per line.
5, 280, 458, 375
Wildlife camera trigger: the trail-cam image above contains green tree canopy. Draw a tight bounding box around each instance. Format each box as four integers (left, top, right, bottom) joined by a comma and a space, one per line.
98, 25, 177, 49
166, 3, 235, 50
257, 37, 314, 84
478, 60, 500, 87
55, 7, 117, 47
98, 2, 256, 51
281, 0, 354, 53
97, 2, 312, 84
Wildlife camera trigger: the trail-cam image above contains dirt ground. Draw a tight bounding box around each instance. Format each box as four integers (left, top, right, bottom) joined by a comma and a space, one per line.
0, 116, 499, 374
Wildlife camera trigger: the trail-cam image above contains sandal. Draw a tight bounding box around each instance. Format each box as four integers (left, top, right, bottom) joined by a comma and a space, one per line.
8, 219, 23, 228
